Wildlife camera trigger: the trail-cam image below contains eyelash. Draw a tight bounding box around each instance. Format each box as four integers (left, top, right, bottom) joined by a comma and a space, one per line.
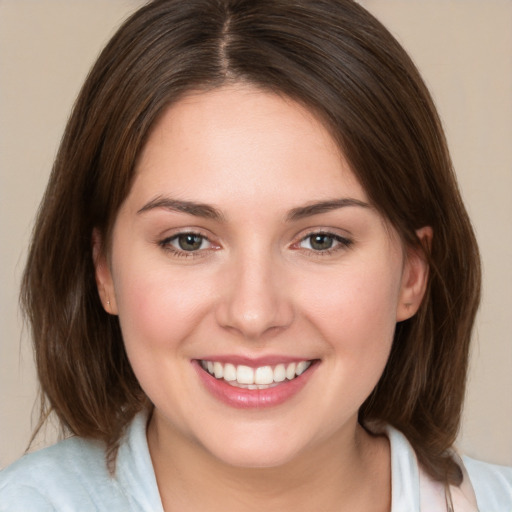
295, 231, 353, 256
158, 230, 353, 259
158, 231, 215, 259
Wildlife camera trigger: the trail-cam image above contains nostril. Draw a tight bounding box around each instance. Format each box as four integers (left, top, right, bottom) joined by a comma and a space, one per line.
213, 260, 295, 338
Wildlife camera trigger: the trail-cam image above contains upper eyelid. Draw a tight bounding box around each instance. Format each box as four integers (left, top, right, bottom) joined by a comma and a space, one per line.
297, 232, 352, 245
158, 227, 215, 242
158, 231, 215, 252
158, 232, 217, 259
162, 230, 209, 240
156, 227, 354, 248
288, 230, 353, 254
300, 229, 350, 237
295, 227, 354, 241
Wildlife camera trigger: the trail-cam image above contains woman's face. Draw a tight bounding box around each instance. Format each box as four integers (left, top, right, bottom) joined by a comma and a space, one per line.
95, 85, 428, 468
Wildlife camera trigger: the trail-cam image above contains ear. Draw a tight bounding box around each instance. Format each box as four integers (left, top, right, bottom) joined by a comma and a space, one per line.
92, 228, 118, 315
396, 226, 432, 322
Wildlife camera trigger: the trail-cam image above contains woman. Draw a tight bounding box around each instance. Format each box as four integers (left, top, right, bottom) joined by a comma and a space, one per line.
1, 0, 510, 510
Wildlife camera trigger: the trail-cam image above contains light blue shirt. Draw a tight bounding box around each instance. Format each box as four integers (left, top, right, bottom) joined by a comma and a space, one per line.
1, 412, 511, 511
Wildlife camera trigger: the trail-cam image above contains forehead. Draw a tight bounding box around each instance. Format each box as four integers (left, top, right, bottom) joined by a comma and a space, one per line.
128, 84, 367, 214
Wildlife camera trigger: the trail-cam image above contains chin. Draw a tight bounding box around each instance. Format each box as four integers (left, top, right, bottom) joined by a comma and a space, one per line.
212, 446, 300, 470
198, 429, 307, 469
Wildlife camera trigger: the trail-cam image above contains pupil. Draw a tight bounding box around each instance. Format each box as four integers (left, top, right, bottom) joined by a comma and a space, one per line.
311, 234, 333, 250
178, 234, 202, 251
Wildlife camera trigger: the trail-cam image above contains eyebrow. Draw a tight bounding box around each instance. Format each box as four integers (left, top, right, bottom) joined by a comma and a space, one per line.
137, 196, 370, 222
137, 196, 225, 221
286, 198, 370, 221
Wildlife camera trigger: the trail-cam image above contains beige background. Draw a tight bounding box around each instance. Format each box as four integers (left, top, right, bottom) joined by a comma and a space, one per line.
0, 1, 510, 469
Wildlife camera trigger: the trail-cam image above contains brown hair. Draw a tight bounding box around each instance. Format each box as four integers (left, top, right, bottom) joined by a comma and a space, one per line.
22, 0, 480, 484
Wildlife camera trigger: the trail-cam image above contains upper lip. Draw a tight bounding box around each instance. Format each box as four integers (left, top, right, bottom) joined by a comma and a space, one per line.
196, 355, 316, 367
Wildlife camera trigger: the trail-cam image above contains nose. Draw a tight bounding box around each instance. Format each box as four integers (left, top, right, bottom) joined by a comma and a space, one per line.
215, 250, 294, 340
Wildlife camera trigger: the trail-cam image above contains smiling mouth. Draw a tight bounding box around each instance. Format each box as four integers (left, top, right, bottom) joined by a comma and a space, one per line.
199, 360, 314, 389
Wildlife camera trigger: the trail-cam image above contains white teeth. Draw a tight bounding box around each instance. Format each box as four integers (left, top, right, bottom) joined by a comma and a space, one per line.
296, 361, 309, 376
285, 362, 296, 380
223, 363, 237, 381
237, 365, 254, 385
254, 366, 274, 385
213, 362, 223, 379
201, 359, 313, 386
274, 364, 286, 382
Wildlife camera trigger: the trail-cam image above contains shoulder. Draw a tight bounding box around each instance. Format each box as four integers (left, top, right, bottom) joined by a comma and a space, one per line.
462, 456, 512, 510
382, 424, 512, 511
0, 411, 161, 512
0, 436, 124, 511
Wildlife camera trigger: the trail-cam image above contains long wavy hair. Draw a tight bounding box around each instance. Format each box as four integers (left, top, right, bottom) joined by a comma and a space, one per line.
22, 0, 480, 484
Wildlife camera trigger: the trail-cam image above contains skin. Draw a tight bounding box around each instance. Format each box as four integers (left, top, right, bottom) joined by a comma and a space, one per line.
94, 84, 430, 511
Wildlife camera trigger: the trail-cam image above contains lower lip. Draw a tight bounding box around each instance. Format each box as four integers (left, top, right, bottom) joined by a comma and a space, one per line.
193, 361, 317, 409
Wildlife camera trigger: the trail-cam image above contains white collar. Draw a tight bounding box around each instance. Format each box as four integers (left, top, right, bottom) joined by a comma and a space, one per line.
116, 412, 478, 512
385, 425, 479, 512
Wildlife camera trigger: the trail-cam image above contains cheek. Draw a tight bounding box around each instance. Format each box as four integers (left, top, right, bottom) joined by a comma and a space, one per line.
305, 267, 400, 330
112, 260, 215, 355
298, 258, 402, 367
111, 261, 218, 410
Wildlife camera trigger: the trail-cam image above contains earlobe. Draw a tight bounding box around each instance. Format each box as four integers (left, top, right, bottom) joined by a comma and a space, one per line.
396, 226, 432, 322
92, 228, 118, 315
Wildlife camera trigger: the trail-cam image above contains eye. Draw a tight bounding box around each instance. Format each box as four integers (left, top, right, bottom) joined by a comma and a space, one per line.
159, 232, 213, 255
173, 233, 209, 251
303, 233, 335, 251
298, 232, 352, 253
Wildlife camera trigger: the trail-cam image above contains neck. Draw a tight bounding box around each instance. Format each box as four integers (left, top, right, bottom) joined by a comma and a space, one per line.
147, 412, 391, 512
